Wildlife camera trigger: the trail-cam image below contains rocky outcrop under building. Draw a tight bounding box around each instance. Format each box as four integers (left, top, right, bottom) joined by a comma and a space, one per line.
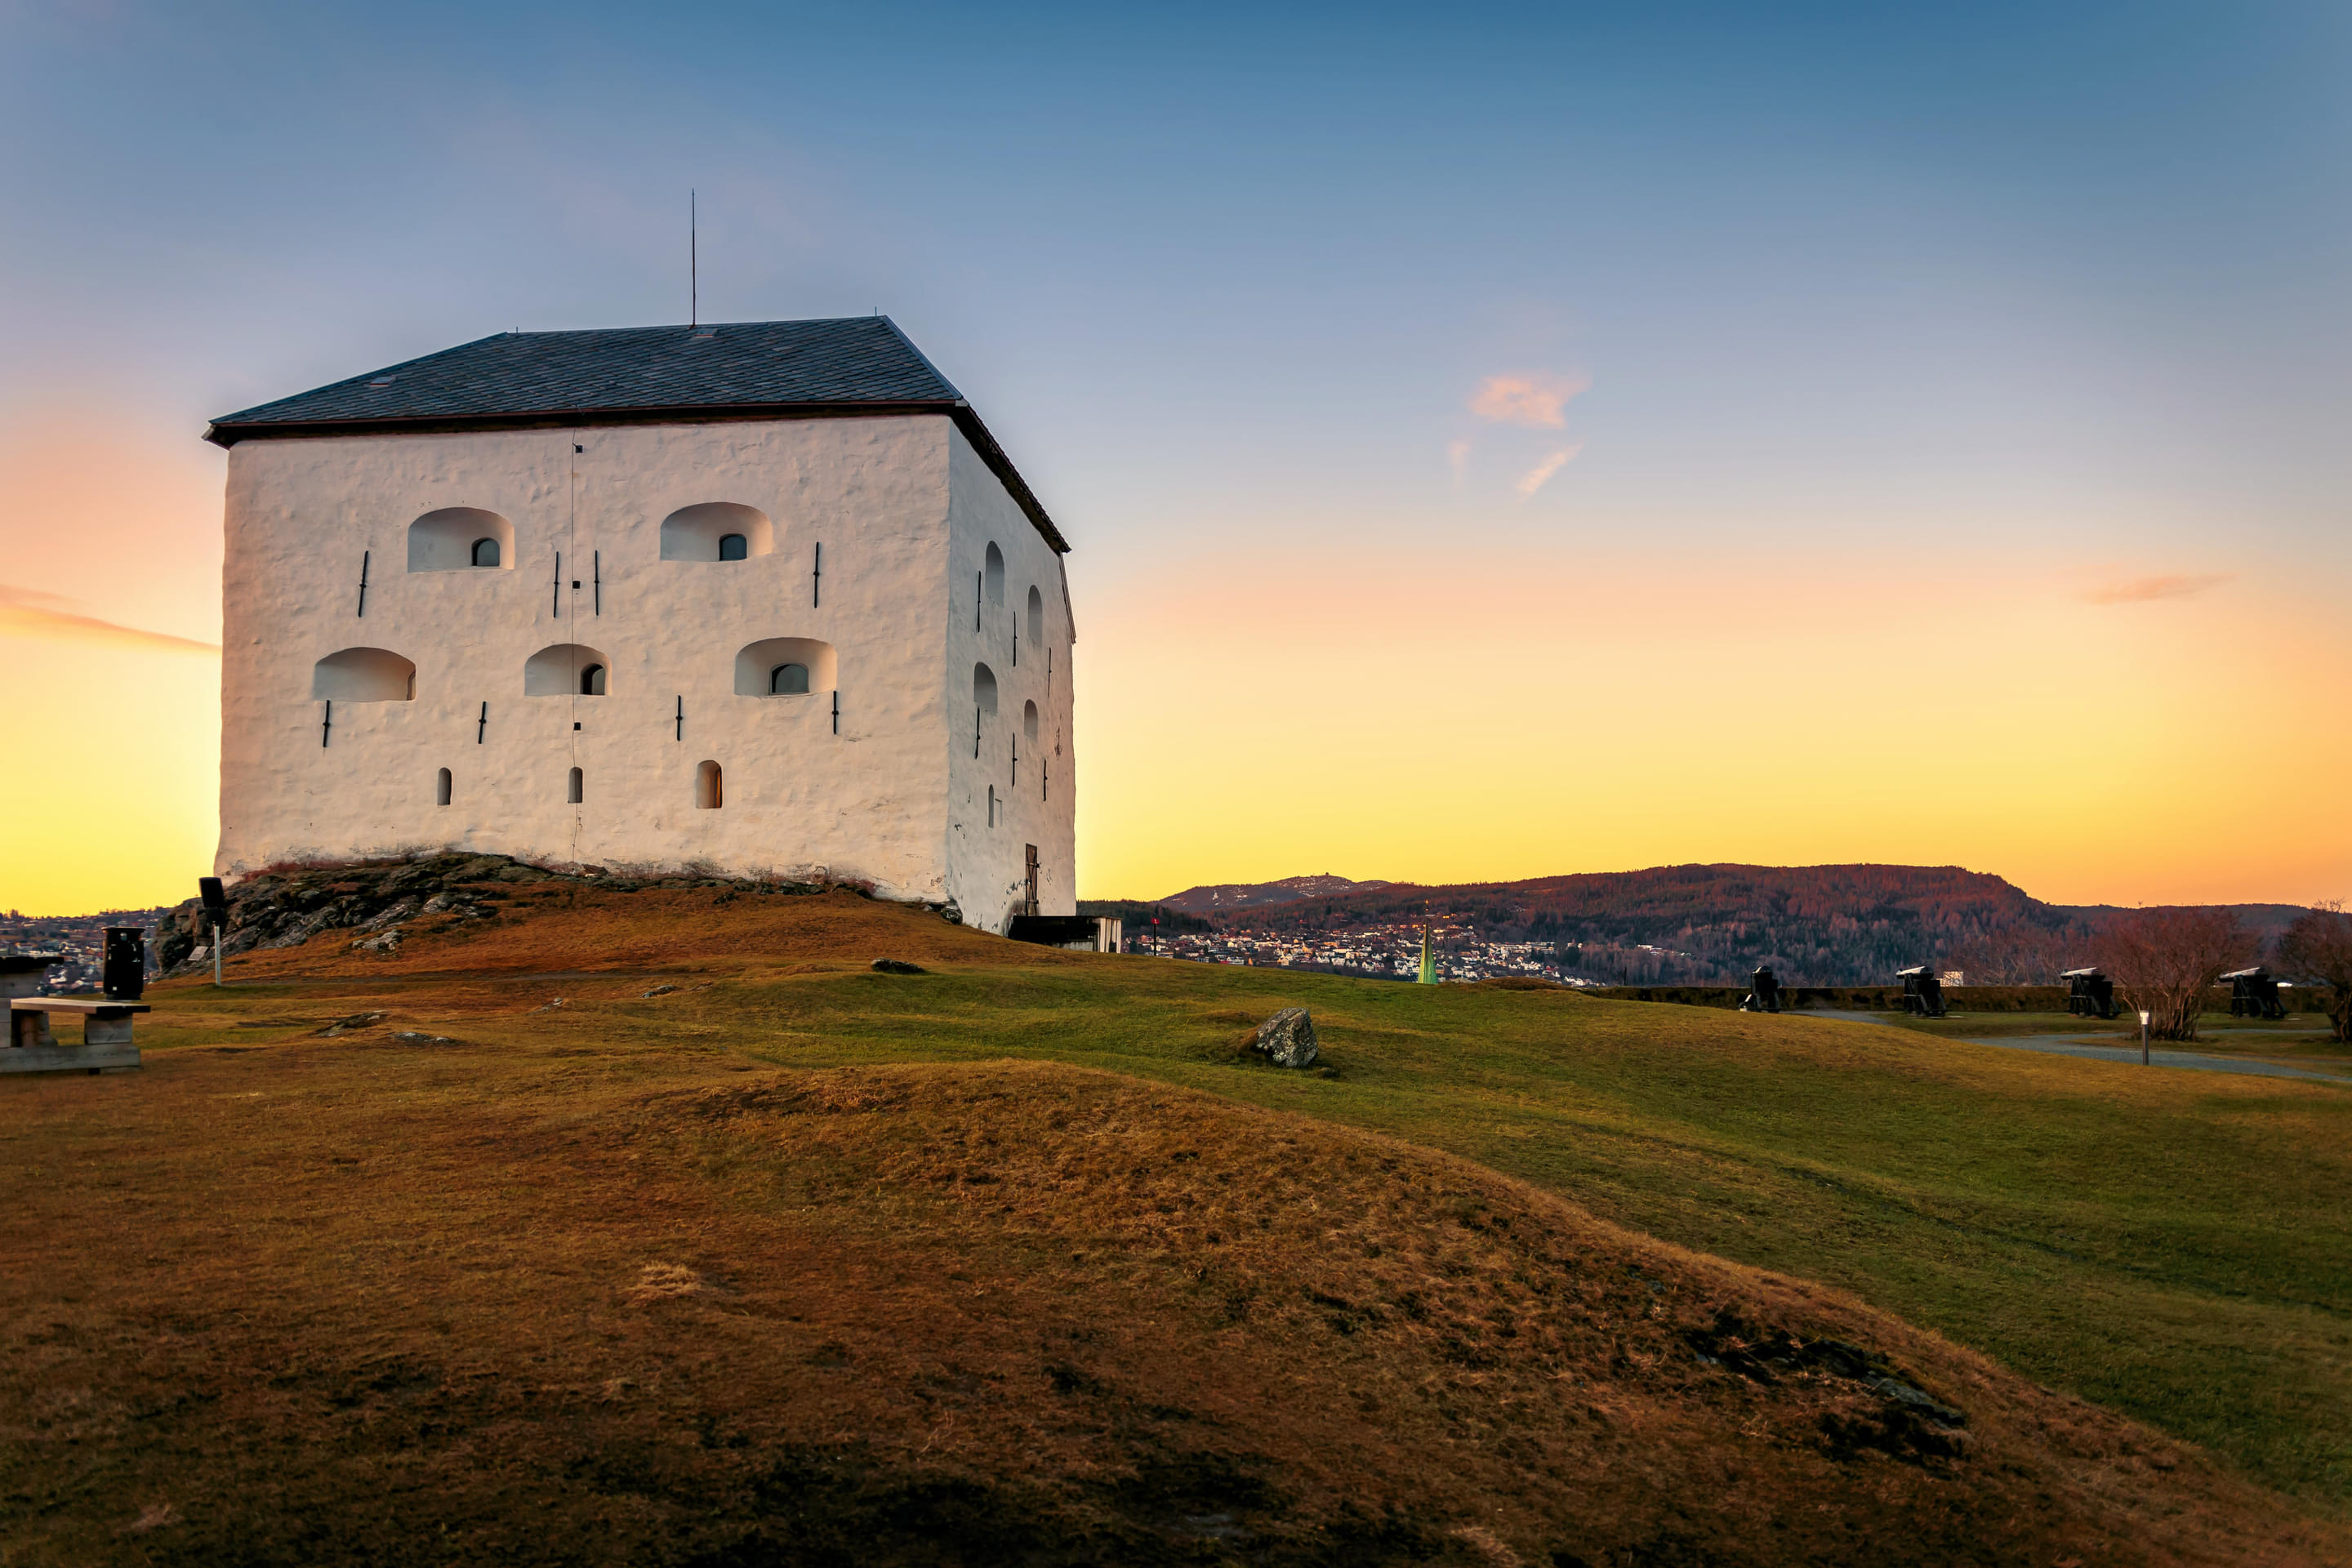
156, 855, 887, 976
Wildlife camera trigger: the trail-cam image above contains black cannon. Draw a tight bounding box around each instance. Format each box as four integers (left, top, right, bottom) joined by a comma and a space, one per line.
1739, 965, 1783, 1014
1897, 964, 1945, 1018
2064, 967, 2116, 1020
2222, 967, 2285, 1021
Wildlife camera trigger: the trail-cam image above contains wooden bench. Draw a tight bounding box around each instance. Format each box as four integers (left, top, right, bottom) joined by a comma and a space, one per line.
6, 997, 148, 1074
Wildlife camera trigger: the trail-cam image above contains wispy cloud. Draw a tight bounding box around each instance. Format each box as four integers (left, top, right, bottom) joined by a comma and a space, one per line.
1446, 438, 1471, 484
0, 585, 220, 653
2081, 573, 2234, 606
1470, 372, 1589, 429
1516, 446, 1581, 498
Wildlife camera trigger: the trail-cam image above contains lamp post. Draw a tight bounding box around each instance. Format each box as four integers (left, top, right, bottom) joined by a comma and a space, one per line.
2140, 1009, 2151, 1067
199, 877, 229, 988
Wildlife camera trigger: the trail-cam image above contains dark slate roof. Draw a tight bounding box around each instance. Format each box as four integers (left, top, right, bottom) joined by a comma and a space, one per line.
205, 317, 1067, 551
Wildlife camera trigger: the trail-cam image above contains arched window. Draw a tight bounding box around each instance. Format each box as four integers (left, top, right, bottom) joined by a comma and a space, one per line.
523, 644, 610, 696
983, 542, 1004, 607
733, 638, 835, 696
435, 768, 452, 806
695, 760, 723, 809
567, 767, 584, 804
1023, 699, 1040, 743
1027, 585, 1044, 644
973, 662, 998, 715
662, 502, 774, 561
408, 507, 514, 572
312, 647, 416, 702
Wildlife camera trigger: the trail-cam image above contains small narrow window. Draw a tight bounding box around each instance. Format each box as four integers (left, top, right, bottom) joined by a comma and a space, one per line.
409, 507, 513, 572
567, 766, 584, 804
662, 503, 772, 560
580, 663, 606, 696
435, 768, 452, 806
988, 785, 997, 828
1027, 585, 1044, 644
526, 642, 609, 696
769, 662, 809, 695
695, 760, 723, 809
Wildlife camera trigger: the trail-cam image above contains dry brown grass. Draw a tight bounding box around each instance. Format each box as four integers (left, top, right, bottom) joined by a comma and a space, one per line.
4, 992, 2340, 1567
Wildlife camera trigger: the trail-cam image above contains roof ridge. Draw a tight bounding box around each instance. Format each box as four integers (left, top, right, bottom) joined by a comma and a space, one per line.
873, 314, 964, 403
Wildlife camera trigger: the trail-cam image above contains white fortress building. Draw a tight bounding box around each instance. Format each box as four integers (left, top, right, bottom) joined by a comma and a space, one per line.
204, 317, 1076, 930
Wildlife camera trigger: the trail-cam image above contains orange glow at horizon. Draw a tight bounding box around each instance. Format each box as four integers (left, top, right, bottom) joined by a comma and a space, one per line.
4, 421, 2346, 916
1071, 547, 2352, 910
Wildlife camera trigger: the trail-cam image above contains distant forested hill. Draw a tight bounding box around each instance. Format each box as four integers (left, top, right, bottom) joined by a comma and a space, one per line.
1136, 864, 2310, 987
1154, 875, 1394, 913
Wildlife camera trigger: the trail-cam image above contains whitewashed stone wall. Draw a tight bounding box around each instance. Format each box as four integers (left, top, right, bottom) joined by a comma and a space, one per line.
216, 414, 1076, 922
943, 427, 1078, 932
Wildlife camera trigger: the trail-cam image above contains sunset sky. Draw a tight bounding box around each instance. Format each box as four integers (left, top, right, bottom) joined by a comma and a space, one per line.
3, 2, 2348, 915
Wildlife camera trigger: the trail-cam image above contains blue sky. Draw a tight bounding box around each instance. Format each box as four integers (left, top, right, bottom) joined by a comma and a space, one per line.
4, 1, 2349, 908
11, 1, 2349, 568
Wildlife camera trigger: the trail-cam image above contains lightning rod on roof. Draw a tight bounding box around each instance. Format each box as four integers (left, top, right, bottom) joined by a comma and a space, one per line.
690, 189, 697, 327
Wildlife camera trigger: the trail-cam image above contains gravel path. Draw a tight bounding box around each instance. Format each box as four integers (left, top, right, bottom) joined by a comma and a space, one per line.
1955, 1035, 2350, 1084
1800, 1010, 2351, 1085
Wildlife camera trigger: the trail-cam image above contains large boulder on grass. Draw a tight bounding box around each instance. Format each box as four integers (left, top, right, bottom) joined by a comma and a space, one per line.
1251, 1007, 1319, 1068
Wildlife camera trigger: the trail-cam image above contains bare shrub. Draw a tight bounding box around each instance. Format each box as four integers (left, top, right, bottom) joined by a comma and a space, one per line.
2275, 902, 2352, 1044
2090, 909, 2256, 1042
1945, 924, 2079, 985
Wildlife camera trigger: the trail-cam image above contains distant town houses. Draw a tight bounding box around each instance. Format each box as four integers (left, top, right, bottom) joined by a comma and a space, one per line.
1126, 918, 1624, 986
0, 910, 169, 995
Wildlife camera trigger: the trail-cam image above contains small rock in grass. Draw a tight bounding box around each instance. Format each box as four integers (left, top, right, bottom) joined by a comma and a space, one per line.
390, 1031, 456, 1045
349, 928, 402, 956
1251, 1007, 1319, 1068
317, 1011, 388, 1037
643, 984, 678, 998
871, 959, 927, 975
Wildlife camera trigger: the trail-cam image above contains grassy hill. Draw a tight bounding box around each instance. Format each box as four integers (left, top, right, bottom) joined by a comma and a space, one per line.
7, 880, 2349, 1564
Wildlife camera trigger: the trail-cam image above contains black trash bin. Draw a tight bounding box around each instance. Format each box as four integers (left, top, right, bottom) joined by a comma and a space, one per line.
102, 927, 146, 1001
